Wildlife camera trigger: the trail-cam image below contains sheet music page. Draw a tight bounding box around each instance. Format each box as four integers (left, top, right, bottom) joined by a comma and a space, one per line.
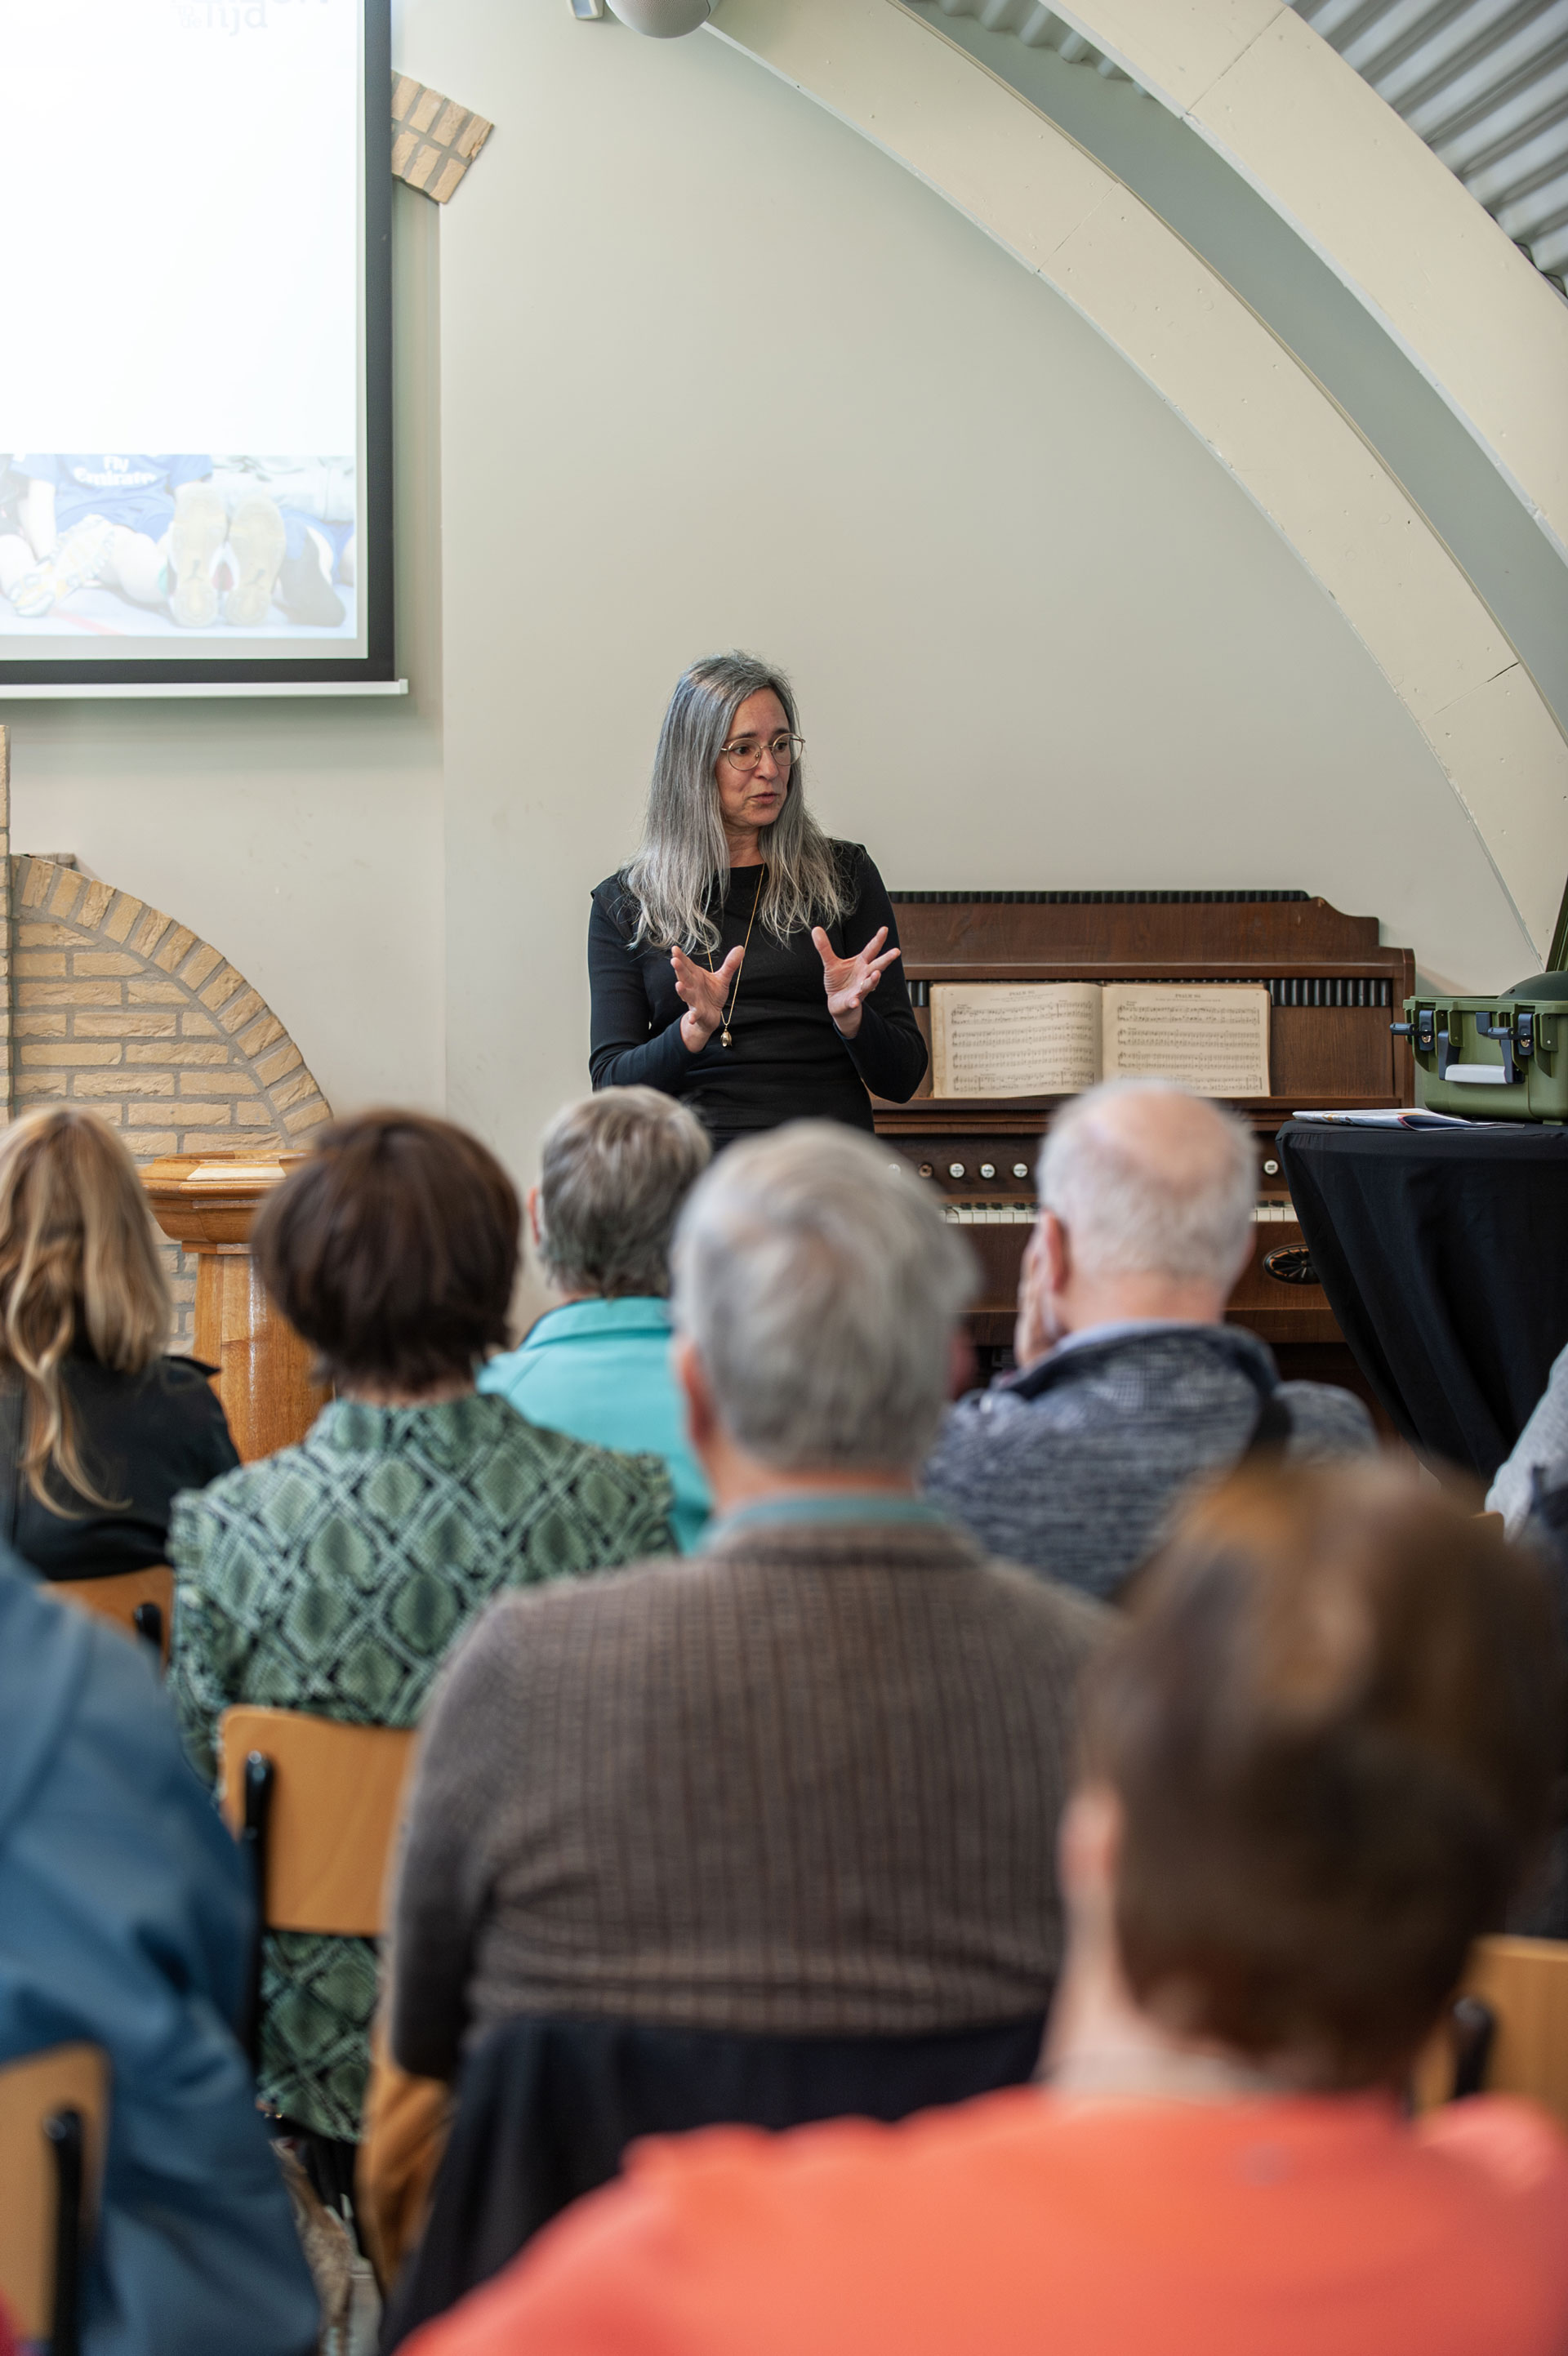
930, 983, 1102, 1098
1101, 985, 1271, 1097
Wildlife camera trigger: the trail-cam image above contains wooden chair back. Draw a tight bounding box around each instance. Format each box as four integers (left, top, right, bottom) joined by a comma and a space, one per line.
52, 1567, 174, 1666
0, 2042, 109, 2352
1415, 1935, 1568, 2130
218, 1707, 415, 1938
357, 2019, 452, 2292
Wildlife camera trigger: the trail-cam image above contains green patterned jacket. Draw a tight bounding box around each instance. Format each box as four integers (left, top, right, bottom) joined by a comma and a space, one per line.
167, 1392, 675, 2140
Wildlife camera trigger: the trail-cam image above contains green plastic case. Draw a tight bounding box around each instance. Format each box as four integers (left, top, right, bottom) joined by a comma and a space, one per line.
1396, 974, 1568, 1121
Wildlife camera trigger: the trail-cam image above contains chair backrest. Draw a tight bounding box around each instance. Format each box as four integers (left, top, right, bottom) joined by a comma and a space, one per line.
379, 2009, 1047, 2349
0, 2042, 109, 2350
52, 1567, 174, 1666
1416, 1935, 1568, 2130
218, 1707, 415, 1938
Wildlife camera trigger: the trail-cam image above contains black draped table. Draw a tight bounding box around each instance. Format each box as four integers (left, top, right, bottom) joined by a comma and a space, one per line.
1278, 1120, 1568, 1480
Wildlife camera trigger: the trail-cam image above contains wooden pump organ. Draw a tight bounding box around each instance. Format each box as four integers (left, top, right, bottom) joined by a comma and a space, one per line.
871, 891, 1414, 1403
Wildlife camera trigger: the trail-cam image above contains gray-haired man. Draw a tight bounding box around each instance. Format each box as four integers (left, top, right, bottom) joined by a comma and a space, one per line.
924, 1079, 1375, 1600
388, 1123, 1107, 2091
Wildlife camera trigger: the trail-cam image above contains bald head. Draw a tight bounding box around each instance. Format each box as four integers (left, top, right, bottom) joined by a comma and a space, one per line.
1040, 1081, 1256, 1295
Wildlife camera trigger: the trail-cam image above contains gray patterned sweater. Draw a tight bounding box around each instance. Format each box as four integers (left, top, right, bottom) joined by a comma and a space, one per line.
924, 1323, 1375, 1603
168, 1392, 675, 2139
1488, 1338, 1568, 1534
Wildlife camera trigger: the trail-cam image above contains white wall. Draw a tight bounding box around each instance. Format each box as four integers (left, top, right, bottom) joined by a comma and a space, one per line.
1, 1, 1542, 1178
0, 186, 448, 1123
402, 0, 1536, 1185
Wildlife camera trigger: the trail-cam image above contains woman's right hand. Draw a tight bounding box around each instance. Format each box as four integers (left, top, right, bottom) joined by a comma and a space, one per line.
671, 944, 743, 1053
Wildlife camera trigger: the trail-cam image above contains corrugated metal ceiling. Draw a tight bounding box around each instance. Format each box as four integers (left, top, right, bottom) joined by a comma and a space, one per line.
928, 2, 1133, 74
1293, 0, 1568, 284
927, 0, 1568, 289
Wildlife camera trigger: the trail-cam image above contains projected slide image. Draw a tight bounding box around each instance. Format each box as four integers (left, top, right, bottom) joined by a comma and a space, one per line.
0, 455, 358, 640
0, 0, 385, 680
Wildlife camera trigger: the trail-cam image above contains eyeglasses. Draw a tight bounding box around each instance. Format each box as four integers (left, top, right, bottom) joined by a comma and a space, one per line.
719, 733, 803, 773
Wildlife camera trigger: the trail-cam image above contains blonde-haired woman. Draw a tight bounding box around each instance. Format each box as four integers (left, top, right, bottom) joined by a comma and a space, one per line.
0, 1107, 237, 1577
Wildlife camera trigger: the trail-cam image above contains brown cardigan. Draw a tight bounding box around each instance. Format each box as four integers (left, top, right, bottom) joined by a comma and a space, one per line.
387, 1514, 1110, 2082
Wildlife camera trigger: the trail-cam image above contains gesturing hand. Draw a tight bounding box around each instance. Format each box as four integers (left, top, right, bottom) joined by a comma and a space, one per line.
671, 942, 744, 1053
811, 925, 902, 1042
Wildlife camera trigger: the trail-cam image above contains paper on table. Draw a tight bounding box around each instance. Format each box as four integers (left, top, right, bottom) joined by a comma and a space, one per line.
1102, 984, 1270, 1097
930, 982, 1101, 1098
1291, 1108, 1471, 1126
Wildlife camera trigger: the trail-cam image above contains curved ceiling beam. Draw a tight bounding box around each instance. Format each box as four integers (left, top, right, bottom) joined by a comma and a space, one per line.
1031, 0, 1568, 562
705, 0, 1568, 960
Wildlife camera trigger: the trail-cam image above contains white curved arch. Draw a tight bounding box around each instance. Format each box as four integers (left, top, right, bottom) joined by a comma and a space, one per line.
1013, 0, 1568, 561
706, 0, 1568, 957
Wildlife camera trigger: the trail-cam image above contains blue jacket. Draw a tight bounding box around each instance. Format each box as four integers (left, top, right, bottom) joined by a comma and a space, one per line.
480, 1298, 711, 1551
0, 1557, 318, 2356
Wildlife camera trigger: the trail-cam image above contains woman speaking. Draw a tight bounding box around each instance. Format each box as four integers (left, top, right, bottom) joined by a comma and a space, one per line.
588, 653, 927, 1143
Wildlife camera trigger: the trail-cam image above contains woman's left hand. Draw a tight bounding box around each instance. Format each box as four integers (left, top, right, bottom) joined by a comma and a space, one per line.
812, 925, 902, 1041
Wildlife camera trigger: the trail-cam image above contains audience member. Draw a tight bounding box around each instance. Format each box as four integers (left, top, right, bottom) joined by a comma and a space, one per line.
0, 1548, 318, 2354
0, 1107, 237, 1579
480, 1087, 713, 1548
925, 1080, 1374, 1597
1488, 1337, 1568, 1535
406, 1461, 1568, 2356
167, 1111, 676, 2186
386, 1119, 1107, 2103
1499, 1441, 1568, 1941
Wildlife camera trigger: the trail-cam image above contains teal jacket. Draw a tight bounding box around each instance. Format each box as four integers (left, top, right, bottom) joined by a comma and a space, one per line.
480, 1298, 711, 1552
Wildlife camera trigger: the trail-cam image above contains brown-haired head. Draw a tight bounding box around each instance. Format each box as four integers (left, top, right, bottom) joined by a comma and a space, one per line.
252, 1111, 519, 1395
1082, 1459, 1562, 2089
0, 1107, 171, 1509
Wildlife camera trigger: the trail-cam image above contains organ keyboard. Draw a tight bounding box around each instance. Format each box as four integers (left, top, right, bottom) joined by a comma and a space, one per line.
938, 1200, 1306, 1226
871, 890, 1414, 1410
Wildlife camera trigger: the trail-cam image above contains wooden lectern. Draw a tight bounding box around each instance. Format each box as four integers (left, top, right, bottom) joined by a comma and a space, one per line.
140, 1154, 328, 1463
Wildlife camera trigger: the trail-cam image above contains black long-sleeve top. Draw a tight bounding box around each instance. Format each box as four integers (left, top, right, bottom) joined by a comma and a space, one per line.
7, 1352, 239, 1579
588, 844, 927, 1140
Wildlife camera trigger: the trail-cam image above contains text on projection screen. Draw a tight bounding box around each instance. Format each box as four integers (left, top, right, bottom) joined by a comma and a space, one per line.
0, 0, 365, 661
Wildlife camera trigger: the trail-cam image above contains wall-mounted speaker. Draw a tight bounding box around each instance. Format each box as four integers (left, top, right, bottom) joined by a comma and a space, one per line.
605, 0, 712, 33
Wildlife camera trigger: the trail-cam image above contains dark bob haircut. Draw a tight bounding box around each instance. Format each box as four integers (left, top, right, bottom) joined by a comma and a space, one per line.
1084, 1460, 1562, 2090
252, 1111, 519, 1393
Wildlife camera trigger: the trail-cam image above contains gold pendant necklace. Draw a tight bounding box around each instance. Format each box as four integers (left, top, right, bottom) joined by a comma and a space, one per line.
708, 866, 765, 1049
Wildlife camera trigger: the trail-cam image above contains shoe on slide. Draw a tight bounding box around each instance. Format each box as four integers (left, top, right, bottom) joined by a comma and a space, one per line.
223, 495, 287, 626
7, 567, 56, 619
277, 544, 345, 628
168, 482, 227, 627
7, 515, 114, 617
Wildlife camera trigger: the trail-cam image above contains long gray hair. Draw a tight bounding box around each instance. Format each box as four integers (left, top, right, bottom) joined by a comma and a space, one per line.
622, 652, 848, 951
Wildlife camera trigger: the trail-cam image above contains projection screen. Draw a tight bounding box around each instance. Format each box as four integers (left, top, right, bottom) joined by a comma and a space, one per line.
0, 0, 392, 691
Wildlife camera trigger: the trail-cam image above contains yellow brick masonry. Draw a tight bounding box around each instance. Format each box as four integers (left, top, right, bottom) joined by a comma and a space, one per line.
10, 855, 332, 1344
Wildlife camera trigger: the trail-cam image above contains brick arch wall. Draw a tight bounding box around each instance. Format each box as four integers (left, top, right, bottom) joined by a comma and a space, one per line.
11, 855, 332, 1343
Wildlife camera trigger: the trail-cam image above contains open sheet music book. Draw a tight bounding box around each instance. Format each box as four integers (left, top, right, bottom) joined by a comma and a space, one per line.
929, 982, 1271, 1099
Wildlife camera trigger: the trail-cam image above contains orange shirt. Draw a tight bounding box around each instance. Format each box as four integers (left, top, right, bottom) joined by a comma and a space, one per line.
405, 2086, 1568, 2356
